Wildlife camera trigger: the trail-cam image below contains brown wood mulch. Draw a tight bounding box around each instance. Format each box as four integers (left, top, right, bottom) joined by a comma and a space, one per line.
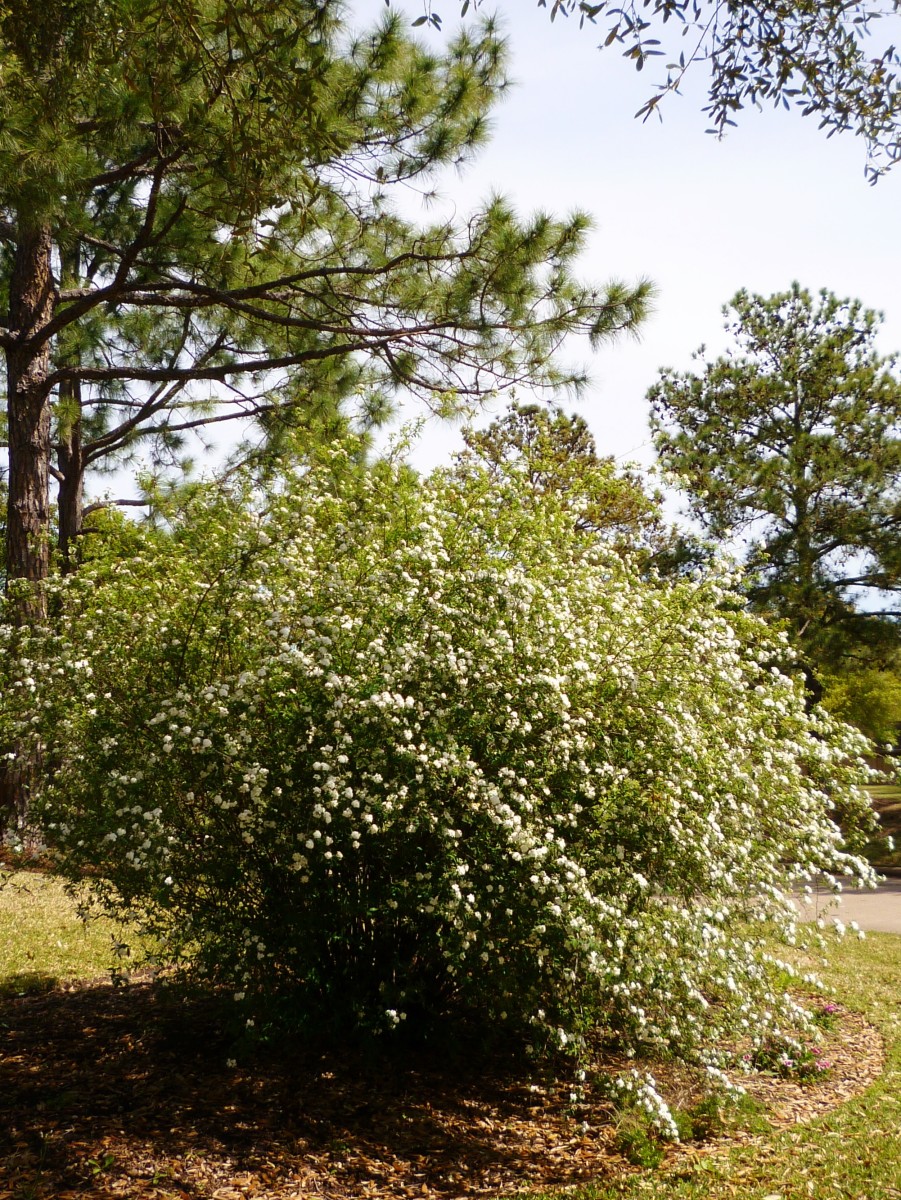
0, 978, 885, 1200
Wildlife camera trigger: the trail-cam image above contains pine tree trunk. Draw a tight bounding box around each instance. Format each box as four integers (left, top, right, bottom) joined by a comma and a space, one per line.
5, 220, 55, 619
2, 220, 55, 836
57, 379, 84, 574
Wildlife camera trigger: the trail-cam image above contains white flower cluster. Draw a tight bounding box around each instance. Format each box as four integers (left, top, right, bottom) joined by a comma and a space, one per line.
611, 1070, 681, 1141
2, 445, 878, 1057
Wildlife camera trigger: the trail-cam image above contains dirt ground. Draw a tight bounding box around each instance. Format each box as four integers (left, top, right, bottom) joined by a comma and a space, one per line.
0, 977, 885, 1200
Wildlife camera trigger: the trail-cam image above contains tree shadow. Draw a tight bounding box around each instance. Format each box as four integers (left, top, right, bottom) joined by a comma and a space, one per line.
0, 970, 59, 998
0, 980, 617, 1198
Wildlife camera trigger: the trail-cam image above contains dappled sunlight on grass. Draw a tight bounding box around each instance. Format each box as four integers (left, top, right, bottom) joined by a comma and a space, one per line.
0, 869, 133, 988
867, 781, 901, 872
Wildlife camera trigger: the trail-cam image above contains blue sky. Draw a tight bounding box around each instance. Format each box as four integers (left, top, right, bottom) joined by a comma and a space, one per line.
380, 2, 901, 474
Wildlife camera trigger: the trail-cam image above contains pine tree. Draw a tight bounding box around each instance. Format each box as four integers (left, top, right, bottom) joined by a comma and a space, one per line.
0, 0, 651, 615
649, 284, 901, 687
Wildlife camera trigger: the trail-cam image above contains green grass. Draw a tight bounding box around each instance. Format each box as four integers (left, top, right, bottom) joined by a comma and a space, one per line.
867, 784, 901, 800
0, 869, 133, 994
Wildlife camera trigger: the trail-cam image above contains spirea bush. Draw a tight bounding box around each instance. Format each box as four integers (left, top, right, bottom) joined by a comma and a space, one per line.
1, 448, 878, 1061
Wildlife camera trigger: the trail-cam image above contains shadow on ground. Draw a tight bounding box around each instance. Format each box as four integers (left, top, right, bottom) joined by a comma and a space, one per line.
0, 980, 614, 1199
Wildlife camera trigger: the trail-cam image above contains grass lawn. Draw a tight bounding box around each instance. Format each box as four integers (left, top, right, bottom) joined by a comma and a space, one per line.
0, 868, 133, 994
1, 871, 899, 1199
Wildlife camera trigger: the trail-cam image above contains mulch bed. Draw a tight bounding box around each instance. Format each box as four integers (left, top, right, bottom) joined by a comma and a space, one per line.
0, 977, 885, 1200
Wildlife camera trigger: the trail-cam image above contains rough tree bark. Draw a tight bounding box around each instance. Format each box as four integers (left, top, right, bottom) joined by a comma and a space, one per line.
56, 378, 84, 574
2, 220, 55, 833
5, 220, 55, 618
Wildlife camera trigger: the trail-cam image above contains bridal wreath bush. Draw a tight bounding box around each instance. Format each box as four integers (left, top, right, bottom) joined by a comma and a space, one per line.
1, 447, 877, 1066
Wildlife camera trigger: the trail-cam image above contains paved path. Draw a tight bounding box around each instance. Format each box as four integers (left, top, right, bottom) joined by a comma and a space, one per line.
796, 880, 901, 935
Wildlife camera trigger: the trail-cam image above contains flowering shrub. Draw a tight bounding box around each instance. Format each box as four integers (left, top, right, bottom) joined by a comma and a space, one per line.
0, 446, 878, 1058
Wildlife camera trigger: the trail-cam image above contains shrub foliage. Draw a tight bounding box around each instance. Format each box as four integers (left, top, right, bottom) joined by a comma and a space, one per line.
0, 448, 877, 1059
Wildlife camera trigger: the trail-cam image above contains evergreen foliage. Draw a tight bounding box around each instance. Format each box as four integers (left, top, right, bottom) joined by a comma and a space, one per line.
649, 284, 901, 685
461, 403, 663, 547
460, 402, 703, 572
0, 0, 650, 590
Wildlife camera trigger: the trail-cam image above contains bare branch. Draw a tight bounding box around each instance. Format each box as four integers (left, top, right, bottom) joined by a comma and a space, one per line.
83, 322, 220, 463
81, 147, 164, 190
50, 324, 471, 392
82, 498, 152, 518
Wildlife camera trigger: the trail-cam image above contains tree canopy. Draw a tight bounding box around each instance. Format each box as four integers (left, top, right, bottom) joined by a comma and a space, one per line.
461, 402, 664, 545
414, 1, 901, 181
459, 401, 708, 575
649, 284, 901, 680
0, 0, 650, 610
